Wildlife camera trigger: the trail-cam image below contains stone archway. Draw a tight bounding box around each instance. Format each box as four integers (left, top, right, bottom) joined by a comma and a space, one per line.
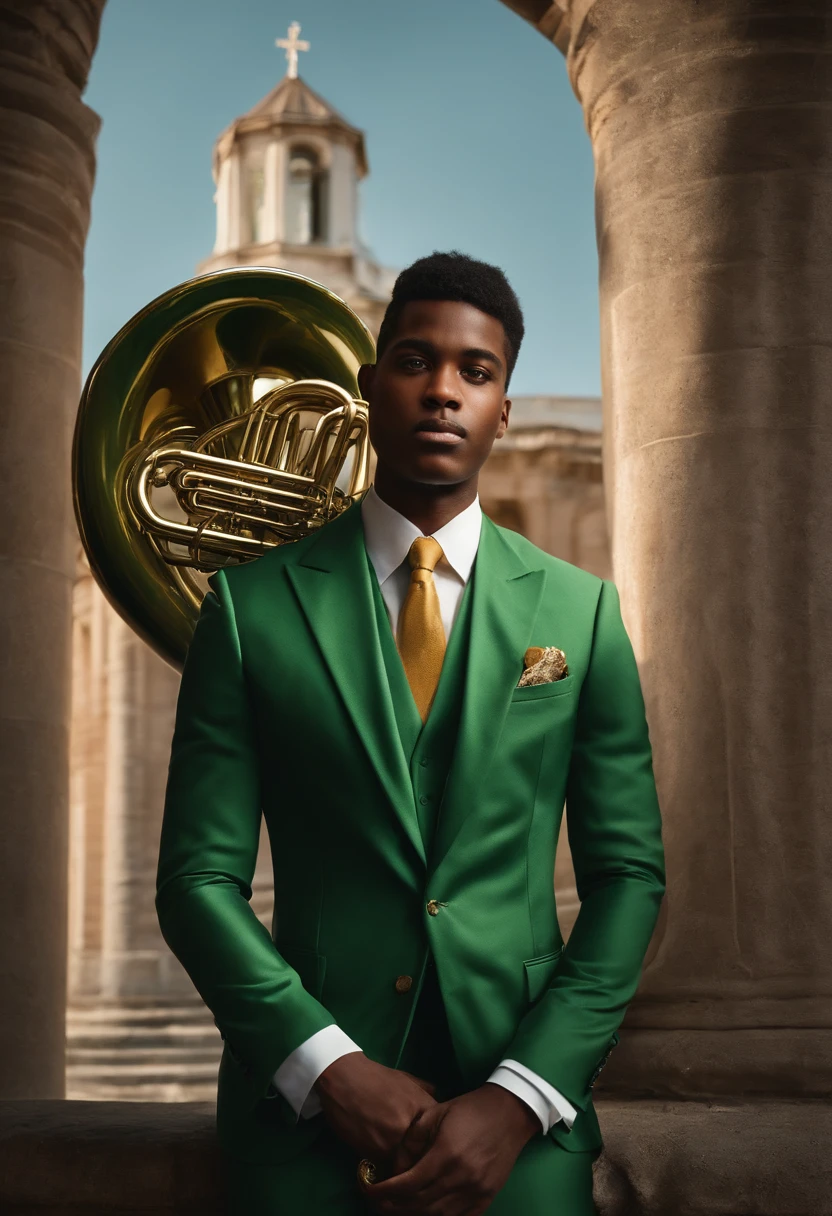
3, 2, 832, 1208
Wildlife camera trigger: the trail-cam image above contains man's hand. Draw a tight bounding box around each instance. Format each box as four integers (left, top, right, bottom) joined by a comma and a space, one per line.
366, 1082, 540, 1216
315, 1053, 437, 1170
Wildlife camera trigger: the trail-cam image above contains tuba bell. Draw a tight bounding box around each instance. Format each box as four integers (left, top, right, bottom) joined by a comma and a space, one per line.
73, 267, 375, 669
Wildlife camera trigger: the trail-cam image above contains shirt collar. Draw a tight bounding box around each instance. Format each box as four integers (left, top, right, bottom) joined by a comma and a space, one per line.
360, 484, 483, 587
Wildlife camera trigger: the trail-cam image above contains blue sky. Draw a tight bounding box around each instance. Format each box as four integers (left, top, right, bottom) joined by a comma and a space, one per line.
82, 0, 599, 396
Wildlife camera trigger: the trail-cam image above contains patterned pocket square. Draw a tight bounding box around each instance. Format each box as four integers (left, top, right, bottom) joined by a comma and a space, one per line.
517, 646, 569, 687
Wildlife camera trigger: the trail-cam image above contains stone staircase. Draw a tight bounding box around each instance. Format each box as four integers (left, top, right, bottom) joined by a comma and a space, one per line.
66, 1000, 223, 1102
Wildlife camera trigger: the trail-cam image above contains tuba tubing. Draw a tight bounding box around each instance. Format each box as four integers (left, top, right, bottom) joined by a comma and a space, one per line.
73, 267, 376, 667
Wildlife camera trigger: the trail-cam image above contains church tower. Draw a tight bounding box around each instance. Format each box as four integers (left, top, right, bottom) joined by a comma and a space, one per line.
198, 22, 395, 336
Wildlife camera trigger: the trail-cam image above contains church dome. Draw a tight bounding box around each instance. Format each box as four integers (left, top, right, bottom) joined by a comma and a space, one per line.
213, 74, 368, 183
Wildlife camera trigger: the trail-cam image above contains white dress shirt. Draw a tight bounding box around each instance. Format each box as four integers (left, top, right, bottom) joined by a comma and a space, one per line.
271, 485, 577, 1135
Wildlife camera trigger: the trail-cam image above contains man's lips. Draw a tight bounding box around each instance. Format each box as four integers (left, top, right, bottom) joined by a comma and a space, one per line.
413, 420, 466, 444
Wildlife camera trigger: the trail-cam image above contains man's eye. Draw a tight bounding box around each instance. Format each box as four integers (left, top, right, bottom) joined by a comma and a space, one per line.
465, 367, 491, 382
401, 356, 428, 371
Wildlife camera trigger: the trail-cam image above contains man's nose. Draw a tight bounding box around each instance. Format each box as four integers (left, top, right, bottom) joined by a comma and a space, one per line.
422, 364, 461, 408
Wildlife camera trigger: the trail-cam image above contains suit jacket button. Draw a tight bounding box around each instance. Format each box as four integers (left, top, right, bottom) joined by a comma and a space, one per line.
395, 975, 413, 993
426, 899, 440, 916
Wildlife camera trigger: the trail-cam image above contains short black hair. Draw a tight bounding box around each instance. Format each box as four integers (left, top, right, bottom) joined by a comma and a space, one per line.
375, 250, 524, 388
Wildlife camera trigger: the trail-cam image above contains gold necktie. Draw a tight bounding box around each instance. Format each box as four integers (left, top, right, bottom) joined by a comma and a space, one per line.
397, 537, 446, 722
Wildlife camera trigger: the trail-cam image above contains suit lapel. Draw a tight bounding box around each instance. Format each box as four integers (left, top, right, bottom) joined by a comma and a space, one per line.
285, 505, 426, 866
432, 517, 546, 869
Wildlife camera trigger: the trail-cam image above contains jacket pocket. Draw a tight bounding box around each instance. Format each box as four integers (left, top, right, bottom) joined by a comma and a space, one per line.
511, 674, 576, 703
277, 941, 327, 1001
523, 946, 563, 1003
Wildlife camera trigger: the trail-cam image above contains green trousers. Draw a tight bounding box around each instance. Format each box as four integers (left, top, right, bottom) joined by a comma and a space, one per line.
221, 961, 597, 1214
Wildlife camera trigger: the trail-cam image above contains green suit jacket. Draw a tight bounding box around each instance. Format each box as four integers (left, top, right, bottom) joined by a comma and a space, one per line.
156, 501, 665, 1165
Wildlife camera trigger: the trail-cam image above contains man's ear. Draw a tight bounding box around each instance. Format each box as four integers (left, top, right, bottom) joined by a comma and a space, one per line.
497, 396, 511, 439
357, 362, 375, 402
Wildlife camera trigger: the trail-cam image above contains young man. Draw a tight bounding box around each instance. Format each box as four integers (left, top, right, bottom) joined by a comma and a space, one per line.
156, 252, 665, 1215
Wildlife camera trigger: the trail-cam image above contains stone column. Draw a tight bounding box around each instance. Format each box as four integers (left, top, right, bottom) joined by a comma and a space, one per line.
263, 139, 282, 245
0, 0, 107, 1097
213, 157, 232, 253
504, 0, 832, 1104
226, 153, 244, 251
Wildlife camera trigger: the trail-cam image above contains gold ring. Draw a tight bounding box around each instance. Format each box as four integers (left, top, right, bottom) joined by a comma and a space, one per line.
357, 1158, 377, 1188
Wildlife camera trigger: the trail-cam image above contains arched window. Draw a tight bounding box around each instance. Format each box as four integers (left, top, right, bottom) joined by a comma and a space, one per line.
285, 145, 327, 244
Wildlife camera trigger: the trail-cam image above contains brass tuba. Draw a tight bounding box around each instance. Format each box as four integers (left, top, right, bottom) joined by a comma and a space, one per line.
73, 268, 375, 669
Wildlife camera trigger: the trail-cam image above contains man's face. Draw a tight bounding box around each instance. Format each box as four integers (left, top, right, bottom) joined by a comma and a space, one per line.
358, 299, 511, 488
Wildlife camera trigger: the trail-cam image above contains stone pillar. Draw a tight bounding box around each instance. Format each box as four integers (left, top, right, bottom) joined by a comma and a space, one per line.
226, 153, 243, 251
329, 142, 357, 248
0, 0, 107, 1098
213, 157, 232, 253
505, 0, 832, 1103
263, 139, 281, 245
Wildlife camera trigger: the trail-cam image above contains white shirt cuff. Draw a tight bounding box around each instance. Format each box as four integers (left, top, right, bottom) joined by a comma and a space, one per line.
488, 1059, 578, 1134
271, 1025, 362, 1119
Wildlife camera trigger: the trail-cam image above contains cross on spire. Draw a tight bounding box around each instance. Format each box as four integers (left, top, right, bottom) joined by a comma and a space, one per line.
276, 21, 310, 79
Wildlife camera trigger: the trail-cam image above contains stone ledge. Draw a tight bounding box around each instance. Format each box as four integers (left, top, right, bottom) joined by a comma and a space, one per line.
0, 1100, 222, 1216
0, 1098, 830, 1215
596, 1098, 832, 1216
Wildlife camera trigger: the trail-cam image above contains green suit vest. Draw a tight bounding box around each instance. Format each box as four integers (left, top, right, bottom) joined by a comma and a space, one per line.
367, 547, 473, 1096
366, 545, 473, 848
